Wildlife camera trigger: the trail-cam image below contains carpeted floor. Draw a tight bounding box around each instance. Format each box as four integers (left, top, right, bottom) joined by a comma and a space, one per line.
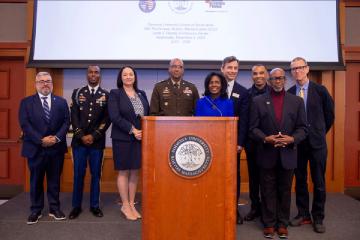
0, 193, 359, 240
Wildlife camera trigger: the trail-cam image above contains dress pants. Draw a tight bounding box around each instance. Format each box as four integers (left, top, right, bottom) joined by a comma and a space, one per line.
294, 140, 327, 222
28, 149, 64, 213
72, 146, 103, 208
245, 142, 261, 211
260, 162, 294, 228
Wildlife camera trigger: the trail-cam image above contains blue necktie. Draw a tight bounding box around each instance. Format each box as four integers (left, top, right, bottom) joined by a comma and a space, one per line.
42, 96, 50, 123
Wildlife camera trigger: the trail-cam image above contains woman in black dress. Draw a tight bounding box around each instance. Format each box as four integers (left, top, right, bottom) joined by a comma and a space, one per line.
108, 66, 149, 220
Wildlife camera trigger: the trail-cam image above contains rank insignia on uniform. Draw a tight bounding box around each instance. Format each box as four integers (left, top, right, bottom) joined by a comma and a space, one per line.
183, 87, 193, 95
99, 123, 105, 130
79, 94, 86, 102
163, 87, 170, 94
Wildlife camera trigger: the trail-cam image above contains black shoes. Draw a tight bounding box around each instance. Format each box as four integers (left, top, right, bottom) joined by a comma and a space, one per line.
90, 207, 104, 217
49, 209, 66, 220
313, 221, 326, 233
236, 210, 243, 225
27, 212, 42, 225
244, 208, 261, 221
290, 214, 312, 226
69, 207, 82, 219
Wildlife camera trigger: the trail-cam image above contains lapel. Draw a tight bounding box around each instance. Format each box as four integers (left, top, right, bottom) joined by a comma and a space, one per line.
120, 88, 137, 119
306, 81, 315, 115
137, 91, 148, 114
230, 82, 240, 100
264, 93, 279, 130
49, 95, 58, 123
33, 94, 49, 124
280, 93, 291, 128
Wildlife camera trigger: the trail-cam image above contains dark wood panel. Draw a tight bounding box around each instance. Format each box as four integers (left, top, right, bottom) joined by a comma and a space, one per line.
0, 149, 9, 178
0, 109, 9, 139
0, 69, 10, 99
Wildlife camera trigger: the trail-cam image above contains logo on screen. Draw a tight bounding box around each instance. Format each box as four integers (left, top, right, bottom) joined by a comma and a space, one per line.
168, 0, 193, 14
205, 0, 225, 8
139, 0, 156, 13
169, 135, 212, 178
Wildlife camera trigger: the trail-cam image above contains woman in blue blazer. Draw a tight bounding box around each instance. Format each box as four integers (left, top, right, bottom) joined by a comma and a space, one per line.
195, 72, 234, 117
108, 66, 149, 221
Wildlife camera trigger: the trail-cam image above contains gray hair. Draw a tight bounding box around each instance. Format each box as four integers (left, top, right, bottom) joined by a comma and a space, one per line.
270, 68, 285, 76
35, 72, 52, 81
169, 58, 184, 67
291, 57, 308, 66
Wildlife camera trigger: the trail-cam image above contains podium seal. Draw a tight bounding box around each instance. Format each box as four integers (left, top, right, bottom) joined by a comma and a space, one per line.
169, 135, 212, 178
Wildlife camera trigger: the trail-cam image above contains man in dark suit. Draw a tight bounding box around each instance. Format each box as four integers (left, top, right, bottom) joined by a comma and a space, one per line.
69, 65, 111, 219
19, 72, 70, 224
244, 64, 271, 221
220, 56, 250, 224
249, 68, 307, 239
288, 57, 334, 233
150, 58, 199, 116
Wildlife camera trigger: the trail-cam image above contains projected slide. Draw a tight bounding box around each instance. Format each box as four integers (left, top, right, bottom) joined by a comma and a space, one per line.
32, 0, 339, 64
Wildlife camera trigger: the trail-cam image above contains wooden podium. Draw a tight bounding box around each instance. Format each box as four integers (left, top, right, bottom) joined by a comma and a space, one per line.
141, 116, 238, 240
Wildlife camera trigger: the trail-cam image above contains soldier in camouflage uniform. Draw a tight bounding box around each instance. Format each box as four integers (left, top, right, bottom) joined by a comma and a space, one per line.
150, 58, 199, 116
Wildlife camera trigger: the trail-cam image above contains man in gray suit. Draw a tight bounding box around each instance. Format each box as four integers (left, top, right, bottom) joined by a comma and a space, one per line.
249, 68, 307, 239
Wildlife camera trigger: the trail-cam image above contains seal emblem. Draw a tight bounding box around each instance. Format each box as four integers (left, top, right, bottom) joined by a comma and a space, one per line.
169, 135, 212, 178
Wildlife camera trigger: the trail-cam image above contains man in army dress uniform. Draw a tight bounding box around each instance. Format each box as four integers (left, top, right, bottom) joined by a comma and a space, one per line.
68, 65, 111, 219
150, 58, 199, 116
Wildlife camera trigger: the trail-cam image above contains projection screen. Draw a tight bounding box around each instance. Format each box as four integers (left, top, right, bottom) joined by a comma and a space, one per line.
29, 0, 342, 69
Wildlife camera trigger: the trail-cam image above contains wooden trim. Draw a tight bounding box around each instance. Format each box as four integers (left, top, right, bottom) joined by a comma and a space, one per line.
0, 42, 27, 58
344, 46, 360, 62
344, 0, 360, 7
0, 0, 27, 3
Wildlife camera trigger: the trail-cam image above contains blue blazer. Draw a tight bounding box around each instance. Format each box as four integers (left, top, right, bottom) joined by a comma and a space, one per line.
230, 82, 249, 146
18, 94, 70, 158
108, 88, 150, 142
195, 96, 234, 116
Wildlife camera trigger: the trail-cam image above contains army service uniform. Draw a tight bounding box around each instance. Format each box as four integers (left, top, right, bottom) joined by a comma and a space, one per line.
150, 78, 199, 116
70, 85, 111, 209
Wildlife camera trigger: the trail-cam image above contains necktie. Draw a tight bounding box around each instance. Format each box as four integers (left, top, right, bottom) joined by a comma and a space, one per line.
42, 96, 50, 123
174, 83, 179, 89
91, 88, 95, 96
299, 87, 305, 99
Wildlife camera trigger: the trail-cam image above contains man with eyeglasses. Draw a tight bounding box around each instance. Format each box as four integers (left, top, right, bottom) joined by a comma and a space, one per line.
19, 72, 70, 224
249, 68, 307, 239
150, 58, 199, 116
68, 65, 111, 219
288, 57, 334, 233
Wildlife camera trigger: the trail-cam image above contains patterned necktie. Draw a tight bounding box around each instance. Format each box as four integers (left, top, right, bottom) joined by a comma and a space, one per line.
299, 87, 305, 99
42, 96, 50, 123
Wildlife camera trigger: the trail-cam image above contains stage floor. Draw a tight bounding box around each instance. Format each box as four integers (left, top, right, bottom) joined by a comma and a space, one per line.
0, 192, 359, 240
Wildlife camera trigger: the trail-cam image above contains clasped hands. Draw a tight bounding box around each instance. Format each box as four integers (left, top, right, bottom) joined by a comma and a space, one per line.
81, 134, 94, 145
41, 135, 57, 147
132, 127, 142, 141
264, 132, 294, 148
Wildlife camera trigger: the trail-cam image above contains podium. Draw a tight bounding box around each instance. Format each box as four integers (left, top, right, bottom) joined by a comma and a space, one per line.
141, 116, 238, 240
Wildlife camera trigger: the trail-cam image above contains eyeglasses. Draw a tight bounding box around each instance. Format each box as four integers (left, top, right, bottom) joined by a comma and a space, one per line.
170, 65, 183, 69
36, 80, 53, 85
269, 76, 286, 81
291, 65, 307, 71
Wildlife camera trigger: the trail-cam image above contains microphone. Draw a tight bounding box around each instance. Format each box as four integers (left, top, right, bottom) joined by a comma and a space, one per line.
204, 96, 223, 116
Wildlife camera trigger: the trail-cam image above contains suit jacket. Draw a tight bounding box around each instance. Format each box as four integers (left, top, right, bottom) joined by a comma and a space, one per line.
288, 81, 334, 149
249, 92, 307, 169
19, 94, 70, 158
230, 81, 249, 147
70, 86, 111, 149
108, 88, 150, 142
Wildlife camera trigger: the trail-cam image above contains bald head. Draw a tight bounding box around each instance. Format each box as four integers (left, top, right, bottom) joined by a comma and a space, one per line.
269, 68, 286, 92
